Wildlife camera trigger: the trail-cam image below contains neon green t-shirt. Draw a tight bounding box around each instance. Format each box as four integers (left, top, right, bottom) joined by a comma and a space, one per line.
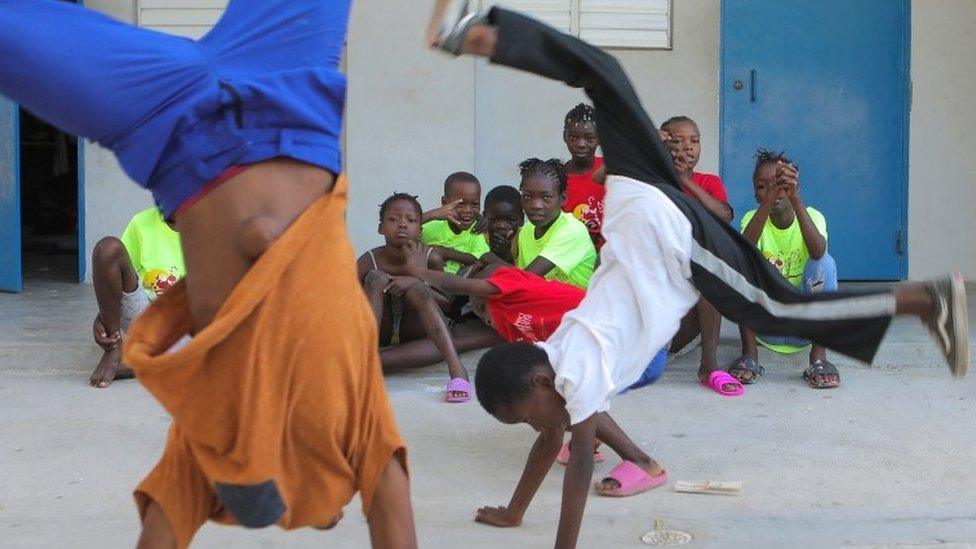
517, 212, 596, 289
741, 206, 828, 354
740, 207, 827, 287
421, 219, 491, 274
120, 207, 185, 298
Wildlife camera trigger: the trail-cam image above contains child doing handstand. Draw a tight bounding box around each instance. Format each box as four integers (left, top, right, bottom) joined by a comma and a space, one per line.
428, 4, 966, 547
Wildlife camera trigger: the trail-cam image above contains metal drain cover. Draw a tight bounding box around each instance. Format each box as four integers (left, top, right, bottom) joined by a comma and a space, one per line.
641, 529, 693, 546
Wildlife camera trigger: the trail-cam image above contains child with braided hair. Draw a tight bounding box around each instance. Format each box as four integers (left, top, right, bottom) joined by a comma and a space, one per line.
516, 158, 597, 289
561, 103, 606, 249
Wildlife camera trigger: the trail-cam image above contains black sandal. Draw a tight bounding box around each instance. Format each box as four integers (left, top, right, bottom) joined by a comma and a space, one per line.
803, 359, 840, 389
726, 356, 764, 385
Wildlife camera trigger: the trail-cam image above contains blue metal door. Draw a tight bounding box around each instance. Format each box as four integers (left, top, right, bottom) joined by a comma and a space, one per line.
721, 0, 910, 280
0, 99, 21, 293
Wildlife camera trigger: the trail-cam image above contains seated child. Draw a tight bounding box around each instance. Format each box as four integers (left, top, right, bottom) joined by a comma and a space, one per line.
660, 115, 740, 396
89, 206, 184, 388
730, 149, 839, 389
516, 158, 597, 289
356, 193, 472, 402
376, 184, 527, 373
561, 103, 606, 249
421, 171, 491, 274
483, 184, 524, 263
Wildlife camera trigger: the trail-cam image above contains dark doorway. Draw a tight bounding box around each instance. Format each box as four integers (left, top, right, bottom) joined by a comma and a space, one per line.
19, 109, 79, 282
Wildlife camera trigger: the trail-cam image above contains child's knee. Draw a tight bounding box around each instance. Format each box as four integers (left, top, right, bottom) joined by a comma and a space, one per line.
363, 270, 389, 293
804, 253, 838, 294
404, 282, 433, 304
92, 236, 127, 266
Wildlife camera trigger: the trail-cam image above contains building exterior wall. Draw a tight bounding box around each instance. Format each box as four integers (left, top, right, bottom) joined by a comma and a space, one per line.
77, 0, 976, 281
82, 1, 156, 279
908, 0, 976, 279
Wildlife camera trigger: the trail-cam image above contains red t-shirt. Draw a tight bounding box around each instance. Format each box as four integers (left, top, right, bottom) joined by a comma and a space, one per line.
686, 172, 729, 203
487, 267, 585, 343
563, 157, 605, 248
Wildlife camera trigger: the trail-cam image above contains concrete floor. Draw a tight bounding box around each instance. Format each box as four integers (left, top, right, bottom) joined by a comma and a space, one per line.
1, 282, 975, 549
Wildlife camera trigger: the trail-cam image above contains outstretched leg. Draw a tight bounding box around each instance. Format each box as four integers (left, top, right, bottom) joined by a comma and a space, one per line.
402, 283, 470, 399
90, 237, 141, 388
381, 321, 502, 371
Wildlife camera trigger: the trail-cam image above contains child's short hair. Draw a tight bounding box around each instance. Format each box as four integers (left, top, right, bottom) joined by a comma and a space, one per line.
444, 171, 481, 195
475, 342, 549, 415
378, 192, 422, 220
660, 115, 697, 134
565, 103, 596, 126
518, 158, 568, 194
753, 148, 796, 177
484, 185, 522, 210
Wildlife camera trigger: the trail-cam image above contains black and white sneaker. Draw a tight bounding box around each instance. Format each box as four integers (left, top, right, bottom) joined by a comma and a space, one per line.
926, 271, 969, 378
426, 0, 482, 55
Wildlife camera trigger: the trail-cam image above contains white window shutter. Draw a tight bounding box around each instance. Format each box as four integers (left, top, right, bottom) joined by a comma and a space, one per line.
138, 0, 228, 40
485, 0, 574, 33
579, 0, 671, 49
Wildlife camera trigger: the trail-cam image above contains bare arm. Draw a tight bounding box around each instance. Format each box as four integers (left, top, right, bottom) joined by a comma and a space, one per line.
523, 256, 557, 278
678, 172, 733, 222
555, 415, 598, 549
433, 246, 479, 266
422, 199, 463, 224
673, 154, 733, 222
475, 426, 564, 528
411, 267, 499, 298
741, 192, 779, 246
779, 164, 826, 259
356, 253, 373, 284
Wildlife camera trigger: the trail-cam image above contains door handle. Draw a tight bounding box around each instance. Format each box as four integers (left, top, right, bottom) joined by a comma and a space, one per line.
750, 69, 757, 102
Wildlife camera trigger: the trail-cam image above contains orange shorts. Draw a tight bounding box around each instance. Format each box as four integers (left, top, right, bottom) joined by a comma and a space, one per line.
125, 176, 405, 548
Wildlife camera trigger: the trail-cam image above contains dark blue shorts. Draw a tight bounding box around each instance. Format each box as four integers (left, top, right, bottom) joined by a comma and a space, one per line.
0, 0, 351, 217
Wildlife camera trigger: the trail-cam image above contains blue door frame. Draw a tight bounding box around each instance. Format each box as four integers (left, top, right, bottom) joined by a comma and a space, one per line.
720, 0, 911, 280
0, 100, 22, 292
0, 0, 85, 293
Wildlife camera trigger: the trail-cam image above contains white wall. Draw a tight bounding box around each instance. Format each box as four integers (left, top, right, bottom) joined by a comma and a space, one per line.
82, 1, 153, 280
345, 2, 476, 254
908, 0, 976, 279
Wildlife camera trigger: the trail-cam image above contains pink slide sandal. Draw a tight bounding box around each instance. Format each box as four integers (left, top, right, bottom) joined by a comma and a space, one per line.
703, 370, 745, 397
556, 441, 606, 465
445, 378, 472, 403
595, 461, 668, 497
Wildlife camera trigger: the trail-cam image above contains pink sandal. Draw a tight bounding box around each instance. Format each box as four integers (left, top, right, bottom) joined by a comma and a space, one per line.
595, 461, 668, 497
445, 378, 471, 403
703, 370, 745, 397
556, 441, 606, 465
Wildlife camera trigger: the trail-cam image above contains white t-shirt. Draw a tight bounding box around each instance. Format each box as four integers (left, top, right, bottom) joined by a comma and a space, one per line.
538, 176, 699, 425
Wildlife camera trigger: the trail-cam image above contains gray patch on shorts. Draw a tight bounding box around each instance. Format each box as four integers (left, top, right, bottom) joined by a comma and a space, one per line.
215, 480, 286, 528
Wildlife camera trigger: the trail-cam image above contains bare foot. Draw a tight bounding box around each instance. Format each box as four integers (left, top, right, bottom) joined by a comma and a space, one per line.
314, 510, 344, 531
595, 458, 663, 492
89, 347, 135, 389
698, 366, 739, 393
